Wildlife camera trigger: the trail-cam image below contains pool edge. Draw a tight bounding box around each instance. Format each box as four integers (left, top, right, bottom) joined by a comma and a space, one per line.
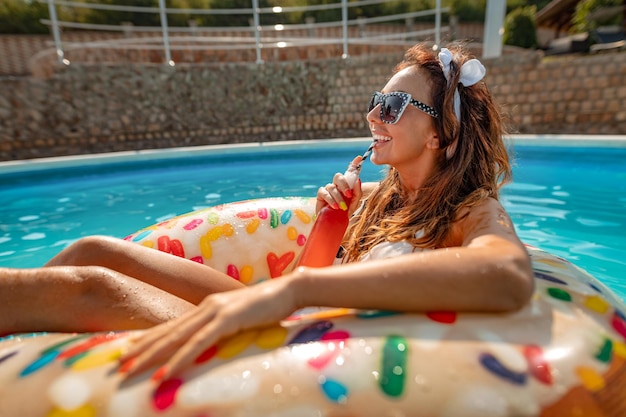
2, 135, 626, 174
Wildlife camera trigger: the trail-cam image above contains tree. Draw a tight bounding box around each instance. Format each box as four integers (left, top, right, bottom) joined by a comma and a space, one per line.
572, 0, 624, 33
0, 0, 50, 34
503, 6, 538, 49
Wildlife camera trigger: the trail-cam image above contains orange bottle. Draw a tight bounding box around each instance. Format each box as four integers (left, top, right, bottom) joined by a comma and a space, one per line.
296, 161, 361, 268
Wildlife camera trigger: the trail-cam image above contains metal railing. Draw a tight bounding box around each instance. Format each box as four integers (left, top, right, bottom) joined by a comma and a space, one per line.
41, 0, 449, 66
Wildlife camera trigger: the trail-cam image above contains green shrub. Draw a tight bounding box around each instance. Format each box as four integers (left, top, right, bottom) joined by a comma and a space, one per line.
447, 0, 486, 23
503, 6, 538, 49
0, 0, 50, 34
572, 0, 623, 33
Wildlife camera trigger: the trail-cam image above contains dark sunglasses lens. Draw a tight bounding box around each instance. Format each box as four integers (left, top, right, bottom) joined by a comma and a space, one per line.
380, 95, 404, 123
368, 94, 380, 112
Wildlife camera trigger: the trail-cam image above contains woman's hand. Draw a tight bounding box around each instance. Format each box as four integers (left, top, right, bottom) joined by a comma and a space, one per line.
316, 156, 363, 215
118, 276, 299, 381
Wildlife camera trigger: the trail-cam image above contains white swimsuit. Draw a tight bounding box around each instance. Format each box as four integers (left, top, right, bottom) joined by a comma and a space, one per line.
336, 231, 427, 264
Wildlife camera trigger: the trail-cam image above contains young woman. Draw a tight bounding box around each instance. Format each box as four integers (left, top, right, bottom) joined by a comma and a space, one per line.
116, 43, 534, 379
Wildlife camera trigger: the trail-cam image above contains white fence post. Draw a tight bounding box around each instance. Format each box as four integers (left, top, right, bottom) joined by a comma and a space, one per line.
341, 0, 349, 58
483, 0, 506, 59
46, 0, 67, 65
252, 0, 263, 64
435, 0, 441, 49
158, 0, 173, 66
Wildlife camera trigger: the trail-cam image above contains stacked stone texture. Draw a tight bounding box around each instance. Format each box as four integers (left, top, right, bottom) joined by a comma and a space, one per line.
1, 37, 624, 161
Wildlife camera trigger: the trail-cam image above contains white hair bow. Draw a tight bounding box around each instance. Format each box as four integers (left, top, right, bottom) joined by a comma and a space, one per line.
438, 48, 486, 123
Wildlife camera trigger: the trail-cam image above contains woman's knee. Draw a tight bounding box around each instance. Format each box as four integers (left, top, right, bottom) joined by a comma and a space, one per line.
46, 235, 125, 266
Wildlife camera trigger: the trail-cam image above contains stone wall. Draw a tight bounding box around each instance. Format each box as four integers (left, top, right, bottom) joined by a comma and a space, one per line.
1, 47, 625, 161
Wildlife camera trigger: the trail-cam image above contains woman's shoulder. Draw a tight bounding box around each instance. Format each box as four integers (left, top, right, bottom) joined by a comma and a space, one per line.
446, 197, 510, 246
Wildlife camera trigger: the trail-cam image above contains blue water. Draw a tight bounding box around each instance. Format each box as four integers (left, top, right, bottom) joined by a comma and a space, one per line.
1, 139, 625, 300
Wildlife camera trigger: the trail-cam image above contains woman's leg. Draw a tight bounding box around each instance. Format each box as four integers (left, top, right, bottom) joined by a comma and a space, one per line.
46, 236, 245, 305
0, 266, 194, 334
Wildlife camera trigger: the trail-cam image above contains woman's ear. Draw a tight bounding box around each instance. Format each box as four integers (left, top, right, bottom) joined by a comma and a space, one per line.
426, 132, 440, 150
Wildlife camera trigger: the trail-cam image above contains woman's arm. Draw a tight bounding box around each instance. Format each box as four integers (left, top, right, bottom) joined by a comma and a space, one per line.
292, 198, 534, 313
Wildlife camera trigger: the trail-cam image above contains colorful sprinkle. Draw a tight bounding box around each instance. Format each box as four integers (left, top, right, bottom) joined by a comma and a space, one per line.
613, 341, 626, 358
321, 330, 350, 342
522, 345, 553, 385
267, 251, 295, 278
258, 208, 268, 219
216, 330, 259, 359
280, 210, 292, 225
63, 352, 89, 367
190, 256, 204, 264
356, 310, 399, 319
379, 336, 408, 398
131, 230, 152, 242
547, 287, 572, 302
588, 282, 604, 294
320, 378, 348, 403
226, 264, 240, 280
157, 236, 185, 258
58, 333, 124, 360
296, 234, 307, 246
41, 335, 90, 355
222, 223, 234, 236
255, 326, 288, 349
612, 310, 626, 339
20, 351, 59, 377
0, 350, 18, 365
479, 352, 527, 385
236, 210, 256, 219
594, 338, 613, 363
152, 378, 184, 411
240, 265, 254, 285
183, 219, 203, 230
294, 209, 312, 224
536, 258, 567, 268
270, 209, 280, 228
207, 211, 219, 224
534, 272, 567, 285
70, 347, 123, 371
575, 366, 605, 391
205, 226, 224, 241
288, 321, 333, 344
584, 295, 610, 314
287, 226, 298, 240
246, 219, 261, 234
46, 404, 96, 417
426, 311, 457, 324
199, 235, 212, 259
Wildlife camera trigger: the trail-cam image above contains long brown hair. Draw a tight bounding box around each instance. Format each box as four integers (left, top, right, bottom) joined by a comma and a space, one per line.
342, 43, 512, 262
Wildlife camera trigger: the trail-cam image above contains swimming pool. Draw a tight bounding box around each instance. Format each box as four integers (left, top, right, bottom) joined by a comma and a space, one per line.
1, 137, 625, 300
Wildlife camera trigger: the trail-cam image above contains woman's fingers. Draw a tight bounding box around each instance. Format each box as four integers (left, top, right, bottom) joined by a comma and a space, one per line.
119, 306, 218, 378
315, 155, 365, 213
119, 280, 296, 382
154, 320, 227, 380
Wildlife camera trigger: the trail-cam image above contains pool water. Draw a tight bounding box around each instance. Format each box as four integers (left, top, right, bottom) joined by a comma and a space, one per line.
1, 139, 625, 300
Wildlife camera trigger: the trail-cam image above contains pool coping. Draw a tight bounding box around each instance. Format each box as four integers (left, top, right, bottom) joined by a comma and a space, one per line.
2, 134, 626, 174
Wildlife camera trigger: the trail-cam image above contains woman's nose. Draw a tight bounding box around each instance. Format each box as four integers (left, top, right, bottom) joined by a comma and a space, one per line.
366, 105, 381, 124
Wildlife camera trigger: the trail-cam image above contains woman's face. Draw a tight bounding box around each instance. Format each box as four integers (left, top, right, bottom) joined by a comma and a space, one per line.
367, 66, 439, 188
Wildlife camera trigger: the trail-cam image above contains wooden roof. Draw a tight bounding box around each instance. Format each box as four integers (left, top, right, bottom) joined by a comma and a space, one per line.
535, 0, 580, 31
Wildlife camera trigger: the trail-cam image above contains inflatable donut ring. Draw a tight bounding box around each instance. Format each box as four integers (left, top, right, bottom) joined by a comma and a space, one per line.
1, 197, 625, 417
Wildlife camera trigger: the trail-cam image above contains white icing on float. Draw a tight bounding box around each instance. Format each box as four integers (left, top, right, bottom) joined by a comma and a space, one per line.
0, 197, 624, 417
